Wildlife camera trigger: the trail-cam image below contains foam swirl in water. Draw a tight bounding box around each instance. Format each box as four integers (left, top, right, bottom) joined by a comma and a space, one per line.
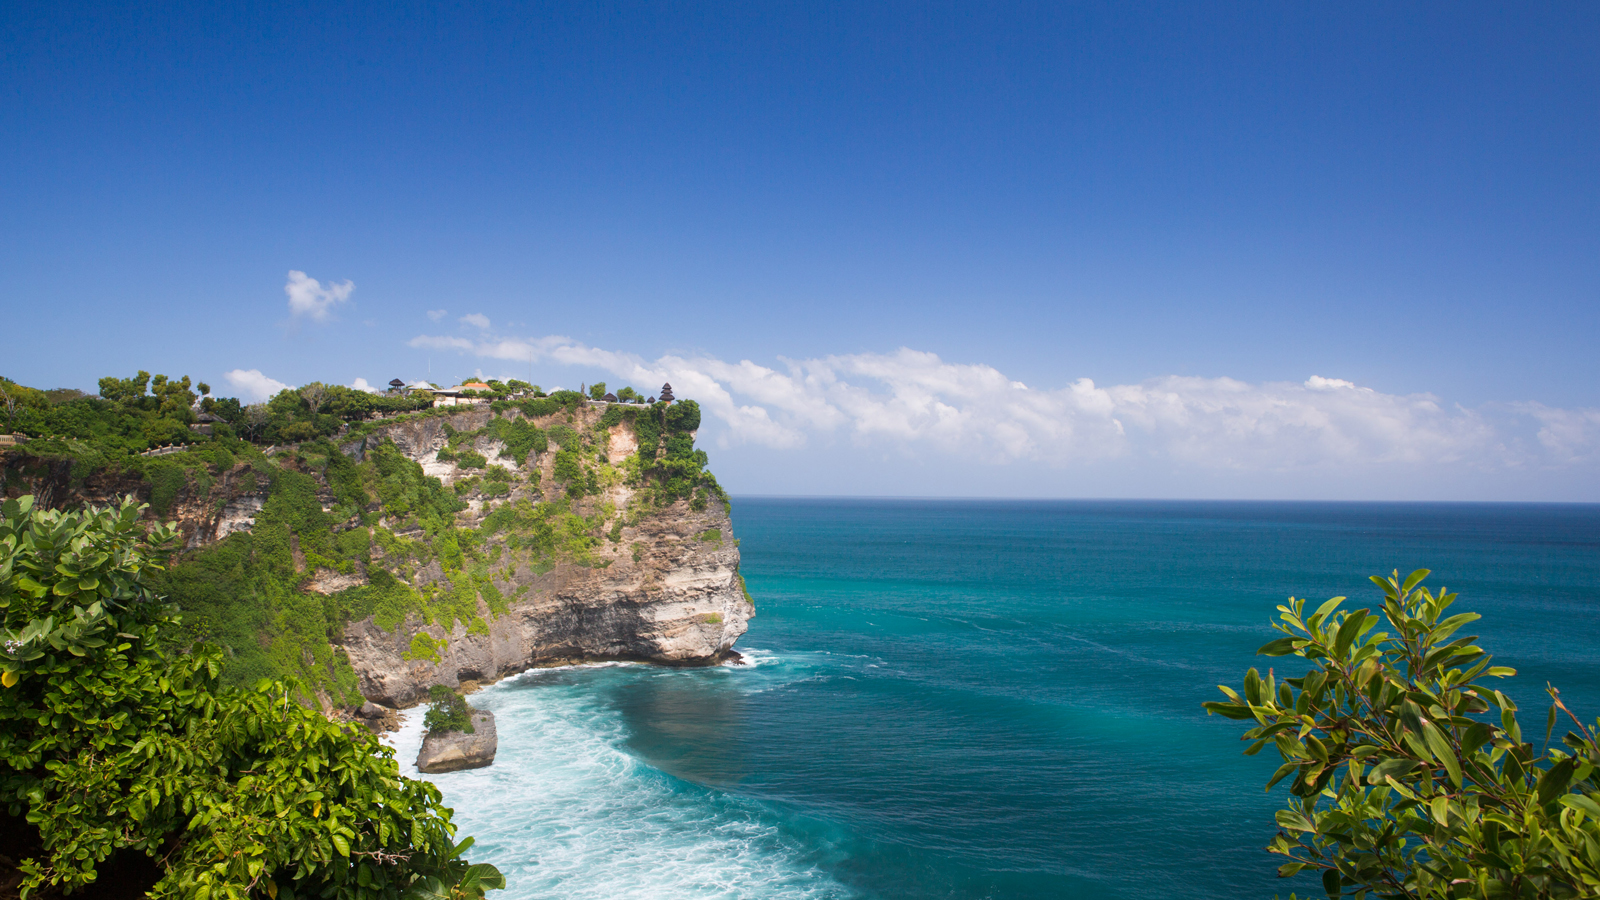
385, 658, 855, 899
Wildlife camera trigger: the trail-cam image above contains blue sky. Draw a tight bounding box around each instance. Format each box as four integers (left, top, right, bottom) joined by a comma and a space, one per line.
3, 2, 1597, 499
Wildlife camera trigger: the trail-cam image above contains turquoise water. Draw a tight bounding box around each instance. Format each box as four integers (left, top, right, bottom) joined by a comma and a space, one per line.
390, 499, 1600, 899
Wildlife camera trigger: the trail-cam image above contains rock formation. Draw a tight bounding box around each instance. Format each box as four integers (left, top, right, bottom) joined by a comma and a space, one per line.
340, 494, 750, 707
416, 710, 498, 773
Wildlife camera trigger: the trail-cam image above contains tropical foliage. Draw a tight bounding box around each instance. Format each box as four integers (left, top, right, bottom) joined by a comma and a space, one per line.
1205, 570, 1600, 899
0, 495, 502, 899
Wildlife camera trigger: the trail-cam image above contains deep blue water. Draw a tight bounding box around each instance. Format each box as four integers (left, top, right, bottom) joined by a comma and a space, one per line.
392, 499, 1600, 899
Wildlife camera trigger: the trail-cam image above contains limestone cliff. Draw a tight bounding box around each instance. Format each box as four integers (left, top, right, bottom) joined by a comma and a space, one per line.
340, 496, 747, 706
2, 397, 753, 710
327, 404, 752, 707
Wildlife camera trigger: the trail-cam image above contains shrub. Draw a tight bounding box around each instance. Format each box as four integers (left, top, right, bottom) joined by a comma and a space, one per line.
1205, 569, 1600, 899
405, 632, 444, 663
553, 448, 583, 486
0, 495, 502, 899
456, 449, 487, 469
598, 404, 633, 428
423, 685, 476, 735
518, 397, 559, 419
484, 416, 546, 466
665, 399, 701, 432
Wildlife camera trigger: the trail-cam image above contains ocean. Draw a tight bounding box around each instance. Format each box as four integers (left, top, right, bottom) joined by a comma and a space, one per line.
385, 499, 1600, 899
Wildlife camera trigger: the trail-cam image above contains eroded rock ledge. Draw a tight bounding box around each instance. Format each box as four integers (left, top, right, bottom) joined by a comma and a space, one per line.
341, 494, 752, 708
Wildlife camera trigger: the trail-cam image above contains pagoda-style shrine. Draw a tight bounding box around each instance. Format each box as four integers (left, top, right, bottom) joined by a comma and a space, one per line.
658, 382, 675, 403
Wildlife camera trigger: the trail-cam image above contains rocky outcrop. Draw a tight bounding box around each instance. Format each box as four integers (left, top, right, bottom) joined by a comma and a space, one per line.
341, 494, 751, 708
336, 404, 754, 707
416, 710, 497, 773
354, 701, 401, 734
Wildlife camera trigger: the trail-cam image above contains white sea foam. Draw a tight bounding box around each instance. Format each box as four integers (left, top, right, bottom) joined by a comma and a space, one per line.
383, 660, 856, 899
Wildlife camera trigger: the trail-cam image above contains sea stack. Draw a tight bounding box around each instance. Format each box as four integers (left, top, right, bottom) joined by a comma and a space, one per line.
416, 710, 498, 773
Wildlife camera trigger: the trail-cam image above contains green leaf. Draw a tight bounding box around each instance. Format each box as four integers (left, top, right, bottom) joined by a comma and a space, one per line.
1266, 761, 1299, 791
1322, 866, 1341, 898
1401, 569, 1431, 595
1559, 794, 1600, 820
1244, 668, 1263, 705
1257, 637, 1300, 657
1311, 596, 1345, 627
1366, 757, 1417, 785
1422, 722, 1462, 787
1461, 722, 1495, 755
1537, 757, 1578, 806
331, 833, 350, 857
1275, 809, 1316, 832
1332, 610, 1368, 658
460, 863, 506, 891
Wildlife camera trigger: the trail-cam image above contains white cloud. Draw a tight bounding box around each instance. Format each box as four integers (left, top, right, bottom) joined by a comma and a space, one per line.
427, 309, 448, 322
1519, 403, 1600, 464
1305, 375, 1360, 391
460, 313, 491, 329
285, 271, 354, 322
225, 369, 292, 402
403, 331, 1600, 475
409, 335, 477, 351
351, 377, 380, 394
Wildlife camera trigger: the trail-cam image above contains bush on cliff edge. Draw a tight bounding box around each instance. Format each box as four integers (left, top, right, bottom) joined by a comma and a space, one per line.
0, 495, 502, 899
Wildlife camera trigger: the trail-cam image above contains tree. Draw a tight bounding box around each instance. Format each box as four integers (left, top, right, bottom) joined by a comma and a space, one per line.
97, 370, 151, 405
150, 373, 197, 421
0, 495, 504, 898
301, 381, 331, 416
588, 382, 607, 401
243, 403, 271, 441
1204, 570, 1600, 899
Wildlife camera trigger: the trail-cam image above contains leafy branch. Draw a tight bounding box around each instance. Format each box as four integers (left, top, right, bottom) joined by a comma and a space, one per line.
1205, 570, 1600, 899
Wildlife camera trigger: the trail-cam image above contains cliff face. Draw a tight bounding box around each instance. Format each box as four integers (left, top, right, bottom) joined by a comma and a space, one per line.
2, 399, 753, 708
326, 403, 753, 706
340, 474, 750, 707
